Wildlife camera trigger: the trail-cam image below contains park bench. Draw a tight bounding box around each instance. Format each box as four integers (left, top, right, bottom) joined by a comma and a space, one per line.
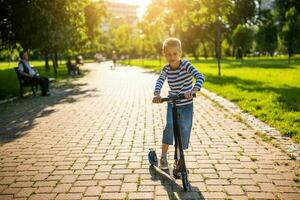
66, 62, 80, 75
66, 55, 84, 75
14, 67, 39, 97
14, 67, 54, 97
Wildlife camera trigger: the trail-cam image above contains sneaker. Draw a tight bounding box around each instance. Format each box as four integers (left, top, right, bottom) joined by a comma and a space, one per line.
159, 156, 169, 170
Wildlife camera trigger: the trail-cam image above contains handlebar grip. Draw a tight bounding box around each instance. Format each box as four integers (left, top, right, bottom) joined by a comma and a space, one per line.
161, 97, 169, 102
178, 93, 196, 98
161, 93, 196, 102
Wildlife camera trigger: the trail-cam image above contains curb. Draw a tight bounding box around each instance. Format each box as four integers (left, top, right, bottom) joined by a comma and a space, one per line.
0, 96, 18, 105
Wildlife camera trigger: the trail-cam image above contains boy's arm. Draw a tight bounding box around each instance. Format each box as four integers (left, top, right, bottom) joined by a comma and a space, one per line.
186, 62, 205, 91
154, 68, 167, 96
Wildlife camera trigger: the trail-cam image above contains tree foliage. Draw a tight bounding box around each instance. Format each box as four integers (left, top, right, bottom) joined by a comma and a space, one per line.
0, 0, 105, 54
281, 7, 300, 62
1, 0, 300, 68
256, 10, 278, 56
84, 1, 106, 52
232, 24, 254, 59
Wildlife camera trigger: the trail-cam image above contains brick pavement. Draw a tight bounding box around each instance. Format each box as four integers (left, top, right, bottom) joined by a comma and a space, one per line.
0, 62, 299, 200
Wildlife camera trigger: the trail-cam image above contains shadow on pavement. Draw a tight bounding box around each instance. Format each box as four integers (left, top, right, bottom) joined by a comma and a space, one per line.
149, 166, 205, 200
0, 82, 100, 145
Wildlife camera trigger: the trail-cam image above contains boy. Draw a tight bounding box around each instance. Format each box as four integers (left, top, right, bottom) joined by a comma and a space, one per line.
152, 37, 205, 169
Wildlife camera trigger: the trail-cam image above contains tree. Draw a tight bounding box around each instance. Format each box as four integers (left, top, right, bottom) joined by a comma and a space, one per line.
180, 25, 201, 60
0, 0, 14, 50
84, 1, 106, 52
274, 0, 300, 62
228, 0, 257, 28
0, 0, 92, 73
110, 24, 132, 56
226, 0, 256, 56
166, 0, 204, 60
36, 0, 90, 75
274, 0, 300, 28
138, 0, 168, 57
232, 24, 254, 60
194, 0, 233, 76
281, 7, 300, 63
256, 10, 278, 56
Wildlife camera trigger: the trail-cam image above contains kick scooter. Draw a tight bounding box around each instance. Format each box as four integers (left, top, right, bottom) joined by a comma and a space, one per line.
148, 93, 195, 191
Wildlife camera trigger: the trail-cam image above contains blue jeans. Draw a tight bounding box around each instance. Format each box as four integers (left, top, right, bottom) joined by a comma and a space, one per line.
162, 103, 193, 150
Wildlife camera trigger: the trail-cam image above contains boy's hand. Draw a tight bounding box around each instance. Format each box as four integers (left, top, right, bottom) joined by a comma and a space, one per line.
184, 89, 197, 99
152, 95, 162, 103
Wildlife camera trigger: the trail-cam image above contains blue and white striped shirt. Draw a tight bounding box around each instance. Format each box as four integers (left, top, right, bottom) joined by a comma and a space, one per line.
154, 60, 205, 106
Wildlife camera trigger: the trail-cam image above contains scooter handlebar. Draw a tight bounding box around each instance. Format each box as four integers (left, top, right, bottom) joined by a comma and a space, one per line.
161, 93, 196, 102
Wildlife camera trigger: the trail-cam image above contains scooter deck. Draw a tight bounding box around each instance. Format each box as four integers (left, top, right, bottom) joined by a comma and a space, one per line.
148, 149, 180, 180
149, 164, 192, 192
151, 165, 174, 178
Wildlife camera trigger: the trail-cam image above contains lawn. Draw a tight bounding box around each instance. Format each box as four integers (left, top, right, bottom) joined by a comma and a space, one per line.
120, 57, 300, 143
0, 60, 73, 100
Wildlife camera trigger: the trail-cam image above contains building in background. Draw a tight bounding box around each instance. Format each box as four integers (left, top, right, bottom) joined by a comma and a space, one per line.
95, 0, 140, 56
105, 1, 138, 26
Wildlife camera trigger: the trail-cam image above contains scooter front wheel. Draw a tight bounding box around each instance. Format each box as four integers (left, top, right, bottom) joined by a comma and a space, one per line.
181, 171, 191, 191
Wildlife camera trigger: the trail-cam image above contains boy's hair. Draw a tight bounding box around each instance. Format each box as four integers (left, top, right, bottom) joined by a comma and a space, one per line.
162, 37, 182, 52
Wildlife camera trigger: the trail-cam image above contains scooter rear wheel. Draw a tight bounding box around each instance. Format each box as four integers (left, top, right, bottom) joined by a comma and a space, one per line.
173, 160, 180, 179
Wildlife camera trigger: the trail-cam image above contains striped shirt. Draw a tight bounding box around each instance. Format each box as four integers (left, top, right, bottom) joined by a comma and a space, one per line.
154, 60, 205, 106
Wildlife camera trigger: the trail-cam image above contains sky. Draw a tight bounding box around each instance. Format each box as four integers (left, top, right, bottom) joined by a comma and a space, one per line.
113, 0, 151, 18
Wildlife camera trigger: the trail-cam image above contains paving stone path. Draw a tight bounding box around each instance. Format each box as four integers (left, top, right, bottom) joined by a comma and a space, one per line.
0, 62, 299, 200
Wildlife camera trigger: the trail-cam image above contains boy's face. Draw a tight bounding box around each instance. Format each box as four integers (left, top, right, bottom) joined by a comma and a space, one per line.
164, 46, 182, 68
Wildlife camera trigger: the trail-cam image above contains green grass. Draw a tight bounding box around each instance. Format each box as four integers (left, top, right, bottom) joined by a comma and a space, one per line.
0, 60, 72, 99
121, 57, 300, 143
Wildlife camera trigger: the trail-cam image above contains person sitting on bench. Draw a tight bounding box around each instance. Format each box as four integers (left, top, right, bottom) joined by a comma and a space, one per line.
18, 50, 51, 96
66, 56, 80, 75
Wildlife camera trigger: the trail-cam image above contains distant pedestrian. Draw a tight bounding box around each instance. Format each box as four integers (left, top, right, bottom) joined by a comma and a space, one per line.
111, 50, 117, 70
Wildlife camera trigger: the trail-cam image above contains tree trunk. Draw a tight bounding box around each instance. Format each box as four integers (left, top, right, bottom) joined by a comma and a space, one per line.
193, 50, 198, 61
159, 55, 161, 66
127, 54, 130, 65
59, 54, 62, 64
54, 52, 58, 68
45, 51, 50, 71
202, 42, 208, 59
236, 48, 243, 60
216, 21, 221, 77
232, 46, 236, 57
51, 53, 58, 78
